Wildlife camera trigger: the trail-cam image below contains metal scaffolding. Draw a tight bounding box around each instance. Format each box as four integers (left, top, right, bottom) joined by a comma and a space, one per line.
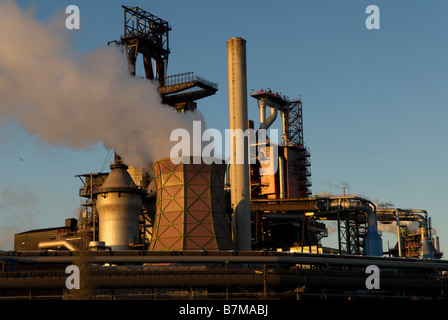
109, 6, 218, 112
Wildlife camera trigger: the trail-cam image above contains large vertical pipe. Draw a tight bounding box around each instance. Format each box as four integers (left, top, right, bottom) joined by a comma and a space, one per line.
227, 37, 251, 251
258, 99, 278, 131
259, 99, 267, 130
278, 155, 285, 199
364, 207, 383, 256
396, 209, 402, 257
416, 212, 433, 259
280, 110, 289, 145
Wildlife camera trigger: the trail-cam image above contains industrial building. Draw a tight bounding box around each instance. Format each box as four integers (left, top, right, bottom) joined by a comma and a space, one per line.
1, 6, 447, 301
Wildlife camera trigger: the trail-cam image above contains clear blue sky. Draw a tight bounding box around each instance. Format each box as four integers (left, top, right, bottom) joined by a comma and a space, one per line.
0, 0, 447, 254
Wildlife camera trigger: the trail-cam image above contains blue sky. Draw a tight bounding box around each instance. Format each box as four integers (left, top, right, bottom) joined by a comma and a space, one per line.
0, 0, 447, 253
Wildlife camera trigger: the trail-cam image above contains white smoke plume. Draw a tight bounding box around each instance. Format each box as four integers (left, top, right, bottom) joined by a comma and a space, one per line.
378, 221, 420, 234
0, 1, 205, 168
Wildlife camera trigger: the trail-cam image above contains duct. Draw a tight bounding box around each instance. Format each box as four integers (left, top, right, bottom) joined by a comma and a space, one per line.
328, 197, 382, 256
405, 211, 432, 259
259, 99, 266, 129
9, 251, 448, 270
2, 268, 447, 293
250, 196, 383, 256
377, 209, 434, 259
227, 37, 251, 251
38, 240, 76, 251
395, 209, 403, 257
280, 110, 288, 145
2, 266, 448, 294
258, 99, 278, 130
265, 105, 277, 129
278, 155, 285, 199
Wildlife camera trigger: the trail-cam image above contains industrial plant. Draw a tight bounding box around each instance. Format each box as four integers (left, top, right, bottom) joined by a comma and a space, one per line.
1, 6, 447, 301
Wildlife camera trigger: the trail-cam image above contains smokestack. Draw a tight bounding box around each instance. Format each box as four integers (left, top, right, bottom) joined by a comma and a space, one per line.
227, 37, 251, 251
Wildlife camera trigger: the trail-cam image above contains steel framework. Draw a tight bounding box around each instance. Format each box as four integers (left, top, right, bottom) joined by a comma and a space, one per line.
110, 6, 218, 112
120, 5, 171, 80
285, 98, 304, 147
249, 90, 312, 197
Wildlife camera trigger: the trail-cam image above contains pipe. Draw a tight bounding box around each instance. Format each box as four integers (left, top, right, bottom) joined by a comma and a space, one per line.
377, 209, 434, 259
280, 110, 288, 145
38, 240, 77, 251
258, 100, 278, 131
2, 267, 447, 294
265, 105, 277, 130
411, 211, 433, 259
328, 197, 382, 256
396, 209, 402, 257
1, 268, 447, 293
259, 99, 267, 130
8, 251, 448, 270
278, 155, 285, 199
251, 196, 383, 256
227, 37, 251, 251
364, 204, 383, 256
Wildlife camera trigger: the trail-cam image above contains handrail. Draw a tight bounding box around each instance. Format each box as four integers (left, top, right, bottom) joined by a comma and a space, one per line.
159, 72, 218, 90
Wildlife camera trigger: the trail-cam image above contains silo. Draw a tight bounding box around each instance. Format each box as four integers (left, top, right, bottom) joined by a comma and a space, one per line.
150, 157, 233, 251
95, 161, 145, 250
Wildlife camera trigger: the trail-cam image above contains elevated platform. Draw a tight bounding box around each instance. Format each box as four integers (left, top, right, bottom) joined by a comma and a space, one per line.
250, 89, 301, 110
158, 72, 218, 105
110, 7, 218, 113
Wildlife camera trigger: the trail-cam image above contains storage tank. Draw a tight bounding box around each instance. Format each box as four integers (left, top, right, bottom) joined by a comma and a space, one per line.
95, 161, 145, 250
150, 157, 233, 251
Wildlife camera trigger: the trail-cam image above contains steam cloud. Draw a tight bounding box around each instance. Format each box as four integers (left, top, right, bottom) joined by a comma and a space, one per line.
378, 221, 420, 234
0, 187, 39, 250
0, 1, 204, 168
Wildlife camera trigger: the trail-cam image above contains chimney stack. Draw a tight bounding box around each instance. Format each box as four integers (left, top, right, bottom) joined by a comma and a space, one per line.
227, 37, 251, 251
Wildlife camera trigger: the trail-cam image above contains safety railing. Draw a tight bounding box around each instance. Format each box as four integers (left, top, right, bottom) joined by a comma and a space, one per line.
160, 72, 218, 90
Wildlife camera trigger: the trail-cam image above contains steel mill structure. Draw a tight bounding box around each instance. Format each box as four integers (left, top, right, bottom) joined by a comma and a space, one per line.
2, 6, 447, 301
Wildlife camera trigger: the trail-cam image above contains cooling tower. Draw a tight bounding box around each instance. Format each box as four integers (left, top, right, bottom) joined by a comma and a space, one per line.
150, 158, 234, 251
95, 161, 145, 250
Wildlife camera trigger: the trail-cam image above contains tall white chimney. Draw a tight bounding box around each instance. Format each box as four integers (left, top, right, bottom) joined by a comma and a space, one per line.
227, 37, 251, 251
